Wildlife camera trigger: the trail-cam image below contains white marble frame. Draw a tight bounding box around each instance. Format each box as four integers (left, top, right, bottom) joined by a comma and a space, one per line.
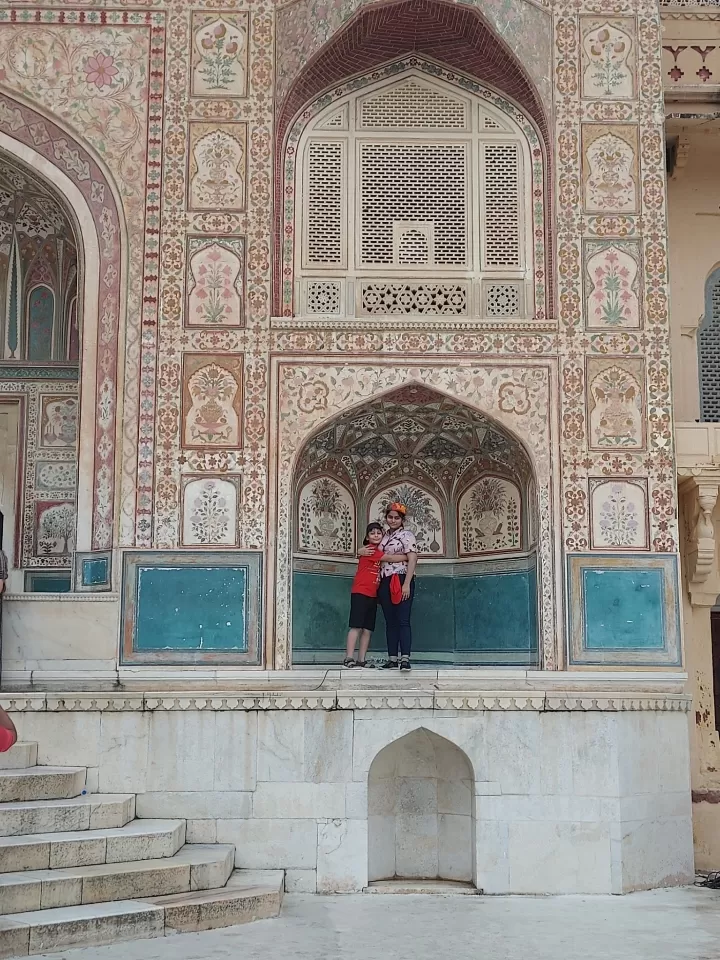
0, 131, 120, 554
268, 357, 561, 670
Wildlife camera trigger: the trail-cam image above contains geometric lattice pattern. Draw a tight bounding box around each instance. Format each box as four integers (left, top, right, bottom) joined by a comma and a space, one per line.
484, 282, 522, 318
307, 280, 342, 315
360, 281, 468, 315
306, 141, 344, 265
699, 270, 720, 421
360, 80, 468, 129
484, 143, 521, 267
359, 142, 467, 266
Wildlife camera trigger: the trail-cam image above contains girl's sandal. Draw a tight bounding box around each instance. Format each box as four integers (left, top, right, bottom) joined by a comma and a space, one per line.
356, 660, 376, 668
342, 658, 357, 667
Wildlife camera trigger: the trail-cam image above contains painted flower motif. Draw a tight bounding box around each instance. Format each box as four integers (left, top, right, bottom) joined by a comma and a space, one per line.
498, 381, 530, 415
297, 380, 329, 413
83, 52, 119, 89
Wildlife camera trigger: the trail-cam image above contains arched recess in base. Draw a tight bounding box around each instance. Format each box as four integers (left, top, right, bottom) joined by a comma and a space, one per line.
368, 728, 476, 883
0, 90, 124, 552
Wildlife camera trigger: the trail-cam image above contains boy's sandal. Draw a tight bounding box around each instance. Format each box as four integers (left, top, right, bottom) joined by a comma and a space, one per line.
342, 658, 356, 667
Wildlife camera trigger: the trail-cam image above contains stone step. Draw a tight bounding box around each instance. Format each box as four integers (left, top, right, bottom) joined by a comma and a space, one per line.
0, 795, 135, 838
0, 819, 186, 873
0, 843, 235, 915
143, 868, 284, 933
0, 767, 85, 804
0, 745, 37, 771
0, 869, 282, 957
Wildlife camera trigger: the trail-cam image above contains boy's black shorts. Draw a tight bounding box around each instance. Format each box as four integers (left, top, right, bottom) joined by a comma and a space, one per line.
348, 592, 377, 631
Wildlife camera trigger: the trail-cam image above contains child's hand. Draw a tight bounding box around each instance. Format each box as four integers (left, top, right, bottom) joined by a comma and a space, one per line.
358, 546, 375, 557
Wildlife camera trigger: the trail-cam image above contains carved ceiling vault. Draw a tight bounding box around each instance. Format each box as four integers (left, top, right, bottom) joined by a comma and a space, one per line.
295, 384, 533, 504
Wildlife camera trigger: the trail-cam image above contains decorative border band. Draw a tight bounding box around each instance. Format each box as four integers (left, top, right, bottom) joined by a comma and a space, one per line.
1, 691, 691, 713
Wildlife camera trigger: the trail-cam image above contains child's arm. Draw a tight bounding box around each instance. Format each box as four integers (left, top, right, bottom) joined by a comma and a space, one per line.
379, 552, 407, 563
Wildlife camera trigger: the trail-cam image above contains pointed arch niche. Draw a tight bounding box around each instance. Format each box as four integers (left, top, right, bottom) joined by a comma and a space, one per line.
290, 383, 540, 666
0, 93, 124, 580
280, 60, 547, 322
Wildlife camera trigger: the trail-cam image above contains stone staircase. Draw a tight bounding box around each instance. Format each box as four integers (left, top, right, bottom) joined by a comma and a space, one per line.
0, 742, 283, 958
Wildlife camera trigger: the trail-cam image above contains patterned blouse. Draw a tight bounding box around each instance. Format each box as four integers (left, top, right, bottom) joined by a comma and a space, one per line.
379, 528, 417, 578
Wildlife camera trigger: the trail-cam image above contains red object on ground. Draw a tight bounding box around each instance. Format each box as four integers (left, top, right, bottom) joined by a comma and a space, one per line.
0, 726, 16, 752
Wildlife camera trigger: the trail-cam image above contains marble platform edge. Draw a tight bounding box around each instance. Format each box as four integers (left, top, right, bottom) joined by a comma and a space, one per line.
0, 685, 692, 713
2, 594, 120, 602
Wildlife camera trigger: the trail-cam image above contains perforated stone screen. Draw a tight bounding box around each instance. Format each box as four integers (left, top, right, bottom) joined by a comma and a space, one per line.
294, 71, 534, 318
699, 271, 720, 421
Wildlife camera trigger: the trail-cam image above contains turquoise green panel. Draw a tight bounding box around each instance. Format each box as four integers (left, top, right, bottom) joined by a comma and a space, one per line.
135, 566, 248, 652
583, 568, 664, 649
454, 571, 533, 653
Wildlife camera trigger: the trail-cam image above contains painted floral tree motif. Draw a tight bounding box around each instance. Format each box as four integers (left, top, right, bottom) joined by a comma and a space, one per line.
588, 364, 643, 449
582, 22, 634, 98
370, 483, 444, 555
188, 124, 246, 211
182, 356, 243, 449
297, 477, 355, 555
182, 478, 238, 546
40, 397, 78, 449
584, 132, 637, 213
36, 501, 75, 556
191, 14, 248, 98
458, 476, 522, 555
585, 243, 640, 328
591, 481, 647, 549
187, 240, 244, 327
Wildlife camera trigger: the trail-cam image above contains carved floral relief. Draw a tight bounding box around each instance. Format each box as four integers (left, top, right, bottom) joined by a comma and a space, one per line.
584, 240, 641, 328
458, 475, 522, 556
191, 12, 248, 99
39, 396, 78, 450
297, 476, 355, 555
582, 125, 638, 214
188, 122, 247, 212
590, 479, 648, 550
181, 354, 244, 450
181, 476, 239, 546
581, 19, 635, 99
587, 358, 644, 451
185, 236, 245, 328
369, 482, 445, 556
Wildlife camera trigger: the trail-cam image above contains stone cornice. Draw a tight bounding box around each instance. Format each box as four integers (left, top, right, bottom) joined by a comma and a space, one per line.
0, 690, 691, 713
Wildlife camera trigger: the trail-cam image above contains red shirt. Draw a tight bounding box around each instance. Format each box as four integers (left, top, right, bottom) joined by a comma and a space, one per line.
351, 547, 381, 598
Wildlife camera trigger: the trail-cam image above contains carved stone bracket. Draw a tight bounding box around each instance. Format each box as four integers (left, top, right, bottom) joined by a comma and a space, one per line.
679, 467, 720, 606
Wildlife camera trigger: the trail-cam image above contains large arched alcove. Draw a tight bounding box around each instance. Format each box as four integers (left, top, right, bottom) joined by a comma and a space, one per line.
368, 728, 475, 883
291, 383, 539, 665
0, 92, 124, 559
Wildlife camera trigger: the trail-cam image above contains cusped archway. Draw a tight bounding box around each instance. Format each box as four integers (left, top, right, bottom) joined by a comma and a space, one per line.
368, 728, 475, 884
291, 383, 540, 666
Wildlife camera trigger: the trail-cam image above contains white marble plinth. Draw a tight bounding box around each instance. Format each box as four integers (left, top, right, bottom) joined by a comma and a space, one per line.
1, 684, 694, 895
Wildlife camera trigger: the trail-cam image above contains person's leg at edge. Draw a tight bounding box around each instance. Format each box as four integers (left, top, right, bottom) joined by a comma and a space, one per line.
378, 577, 399, 667
358, 628, 372, 664
398, 575, 415, 670
345, 626, 361, 665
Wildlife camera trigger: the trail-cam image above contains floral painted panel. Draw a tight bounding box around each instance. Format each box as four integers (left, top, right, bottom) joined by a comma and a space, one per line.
191, 12, 248, 99
297, 476, 355, 556
185, 237, 245, 328
181, 354, 243, 450
188, 122, 247, 212
35, 500, 75, 558
590, 479, 648, 550
584, 240, 641, 329
182, 476, 239, 547
581, 19, 635, 100
369, 482, 444, 556
458, 475, 522, 556
35, 461, 77, 493
582, 125, 638, 214
39, 396, 78, 450
587, 358, 644, 451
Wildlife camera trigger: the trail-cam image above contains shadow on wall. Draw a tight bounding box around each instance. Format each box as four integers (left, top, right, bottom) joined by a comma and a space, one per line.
368, 728, 475, 883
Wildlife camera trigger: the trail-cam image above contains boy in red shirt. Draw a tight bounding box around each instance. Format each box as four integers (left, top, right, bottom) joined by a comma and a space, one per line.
343, 522, 406, 668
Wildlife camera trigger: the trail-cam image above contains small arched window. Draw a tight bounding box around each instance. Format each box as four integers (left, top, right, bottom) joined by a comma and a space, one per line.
293, 68, 539, 320
699, 268, 720, 421
26, 284, 55, 362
